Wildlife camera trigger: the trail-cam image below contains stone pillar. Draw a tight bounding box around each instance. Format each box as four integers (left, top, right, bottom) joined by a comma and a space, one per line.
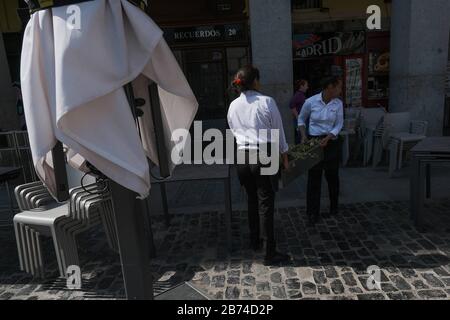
0, 32, 19, 130
249, 0, 294, 143
389, 0, 450, 136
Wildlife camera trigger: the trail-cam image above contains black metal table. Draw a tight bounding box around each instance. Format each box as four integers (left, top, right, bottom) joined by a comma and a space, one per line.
0, 167, 21, 215
410, 137, 450, 229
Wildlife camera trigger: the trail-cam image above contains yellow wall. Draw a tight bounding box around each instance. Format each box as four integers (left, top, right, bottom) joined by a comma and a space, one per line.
293, 0, 391, 24
0, 0, 22, 33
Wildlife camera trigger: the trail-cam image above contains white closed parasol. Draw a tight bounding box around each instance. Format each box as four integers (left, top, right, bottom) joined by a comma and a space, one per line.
20, 0, 198, 199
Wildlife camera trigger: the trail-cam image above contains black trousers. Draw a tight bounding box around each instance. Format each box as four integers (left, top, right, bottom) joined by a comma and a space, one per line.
237, 151, 277, 255
307, 137, 340, 216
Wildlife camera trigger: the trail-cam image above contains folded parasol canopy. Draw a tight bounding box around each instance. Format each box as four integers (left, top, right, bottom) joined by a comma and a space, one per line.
20, 0, 198, 198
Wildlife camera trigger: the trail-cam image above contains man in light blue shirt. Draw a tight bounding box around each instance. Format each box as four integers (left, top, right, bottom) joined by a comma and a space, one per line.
297, 76, 344, 225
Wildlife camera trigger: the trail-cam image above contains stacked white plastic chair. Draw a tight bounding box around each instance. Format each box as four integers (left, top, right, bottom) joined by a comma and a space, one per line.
375, 112, 428, 176
359, 107, 386, 166
13, 176, 118, 278
340, 107, 362, 167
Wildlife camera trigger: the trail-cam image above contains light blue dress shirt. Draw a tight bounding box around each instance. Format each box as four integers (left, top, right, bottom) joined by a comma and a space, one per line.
298, 93, 344, 138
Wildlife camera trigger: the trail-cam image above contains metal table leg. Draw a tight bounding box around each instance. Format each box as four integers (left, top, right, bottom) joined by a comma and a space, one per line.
5, 180, 14, 215
160, 182, 170, 228
417, 160, 426, 230
410, 154, 420, 226
426, 164, 431, 199
110, 181, 154, 300
224, 175, 232, 252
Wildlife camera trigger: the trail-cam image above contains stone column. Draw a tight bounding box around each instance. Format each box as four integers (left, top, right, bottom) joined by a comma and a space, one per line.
389, 0, 450, 136
249, 0, 294, 143
0, 32, 19, 130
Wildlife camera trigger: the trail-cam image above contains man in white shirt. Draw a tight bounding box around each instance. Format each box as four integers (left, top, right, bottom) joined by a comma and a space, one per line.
227, 65, 290, 265
298, 76, 344, 225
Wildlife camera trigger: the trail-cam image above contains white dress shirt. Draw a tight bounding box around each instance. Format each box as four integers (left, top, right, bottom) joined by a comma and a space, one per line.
227, 90, 289, 154
20, 0, 198, 198
298, 93, 344, 138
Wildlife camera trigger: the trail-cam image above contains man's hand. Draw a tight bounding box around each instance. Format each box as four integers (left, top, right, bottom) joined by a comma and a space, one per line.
320, 134, 335, 148
320, 138, 329, 148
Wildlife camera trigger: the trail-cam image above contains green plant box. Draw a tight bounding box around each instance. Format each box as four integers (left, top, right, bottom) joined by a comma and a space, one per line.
279, 145, 323, 189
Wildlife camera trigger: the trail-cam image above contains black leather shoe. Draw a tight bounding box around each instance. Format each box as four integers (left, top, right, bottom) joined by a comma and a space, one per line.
264, 251, 291, 265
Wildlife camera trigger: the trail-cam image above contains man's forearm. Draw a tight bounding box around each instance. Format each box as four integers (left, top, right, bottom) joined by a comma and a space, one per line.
299, 126, 307, 140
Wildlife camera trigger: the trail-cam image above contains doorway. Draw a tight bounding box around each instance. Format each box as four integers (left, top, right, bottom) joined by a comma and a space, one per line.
175, 48, 228, 132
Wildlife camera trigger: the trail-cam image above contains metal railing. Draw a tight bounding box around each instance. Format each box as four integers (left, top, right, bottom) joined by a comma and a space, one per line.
0, 131, 37, 183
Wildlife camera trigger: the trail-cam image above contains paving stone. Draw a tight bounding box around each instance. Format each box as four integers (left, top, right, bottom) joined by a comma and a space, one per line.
241, 289, 254, 299
213, 291, 224, 300
225, 287, 240, 299
287, 290, 303, 299
387, 292, 405, 300
214, 262, 228, 273
357, 293, 386, 300
212, 275, 226, 288
442, 278, 450, 286
422, 273, 445, 288
390, 275, 412, 291
270, 272, 282, 284
241, 276, 256, 287
318, 285, 331, 295
330, 279, 345, 294
302, 282, 317, 295
417, 290, 447, 299
284, 268, 297, 278
412, 280, 429, 290
342, 273, 357, 287
256, 282, 270, 292
227, 277, 240, 285
324, 267, 339, 279
242, 262, 253, 274
349, 287, 363, 294
433, 267, 450, 277
272, 286, 287, 299
381, 283, 397, 293
401, 291, 418, 300
286, 279, 301, 290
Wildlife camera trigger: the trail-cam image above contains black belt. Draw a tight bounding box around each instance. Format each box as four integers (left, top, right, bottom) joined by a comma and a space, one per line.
25, 0, 148, 14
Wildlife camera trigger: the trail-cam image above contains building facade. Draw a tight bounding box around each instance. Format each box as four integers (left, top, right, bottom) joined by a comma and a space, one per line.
1, 0, 449, 136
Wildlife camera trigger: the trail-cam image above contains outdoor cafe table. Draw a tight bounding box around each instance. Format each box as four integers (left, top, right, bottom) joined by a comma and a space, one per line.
410, 137, 450, 229
0, 167, 21, 215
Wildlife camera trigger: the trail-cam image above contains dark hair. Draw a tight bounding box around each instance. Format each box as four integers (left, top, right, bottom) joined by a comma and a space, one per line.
231, 65, 260, 93
321, 76, 342, 90
294, 79, 308, 91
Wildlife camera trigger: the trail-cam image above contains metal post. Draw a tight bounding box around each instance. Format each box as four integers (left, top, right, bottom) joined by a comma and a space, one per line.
110, 181, 154, 300
149, 83, 171, 178
51, 142, 69, 202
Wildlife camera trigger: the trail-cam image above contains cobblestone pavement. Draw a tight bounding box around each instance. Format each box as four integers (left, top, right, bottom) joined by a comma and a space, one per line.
0, 199, 450, 300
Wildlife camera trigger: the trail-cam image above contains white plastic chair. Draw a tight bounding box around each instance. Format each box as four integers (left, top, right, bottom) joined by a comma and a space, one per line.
13, 178, 117, 278
360, 107, 386, 166
373, 112, 428, 176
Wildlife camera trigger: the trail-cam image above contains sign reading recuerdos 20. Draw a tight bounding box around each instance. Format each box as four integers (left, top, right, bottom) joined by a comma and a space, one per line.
163, 23, 247, 46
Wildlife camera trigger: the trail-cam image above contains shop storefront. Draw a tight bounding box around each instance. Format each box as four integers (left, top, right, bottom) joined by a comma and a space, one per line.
150, 0, 250, 132
164, 23, 250, 131
292, 30, 391, 109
